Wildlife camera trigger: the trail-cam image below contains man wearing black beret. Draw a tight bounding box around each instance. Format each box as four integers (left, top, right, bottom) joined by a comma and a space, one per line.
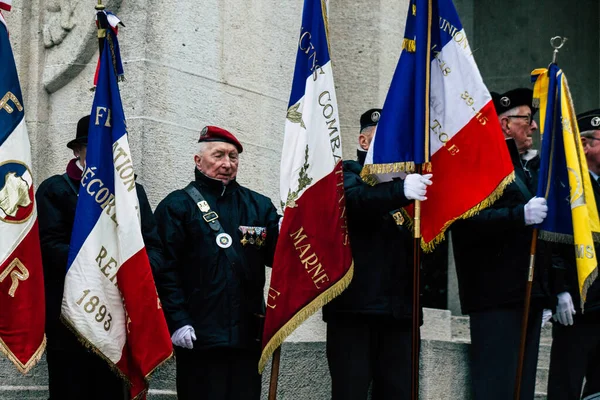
547, 109, 600, 400
36, 116, 164, 399
153, 126, 281, 400
452, 88, 551, 399
323, 109, 433, 399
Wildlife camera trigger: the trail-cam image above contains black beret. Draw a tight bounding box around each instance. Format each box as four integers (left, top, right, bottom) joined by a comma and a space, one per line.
577, 109, 600, 133
67, 115, 90, 150
360, 108, 382, 131
491, 88, 536, 116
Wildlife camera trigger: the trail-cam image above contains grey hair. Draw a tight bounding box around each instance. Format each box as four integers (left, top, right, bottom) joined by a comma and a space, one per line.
360, 125, 376, 136
581, 130, 597, 139
196, 142, 210, 156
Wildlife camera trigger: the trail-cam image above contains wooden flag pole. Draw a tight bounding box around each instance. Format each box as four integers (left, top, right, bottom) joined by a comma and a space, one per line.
95, 0, 106, 57
412, 1, 433, 398
268, 347, 281, 400
513, 230, 538, 400
411, 192, 422, 400
514, 36, 567, 400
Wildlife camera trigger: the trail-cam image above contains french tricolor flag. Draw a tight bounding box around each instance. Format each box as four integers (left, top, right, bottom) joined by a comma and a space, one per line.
0, 0, 11, 27
61, 11, 171, 399
260, 0, 353, 373
0, 6, 46, 373
363, 0, 514, 250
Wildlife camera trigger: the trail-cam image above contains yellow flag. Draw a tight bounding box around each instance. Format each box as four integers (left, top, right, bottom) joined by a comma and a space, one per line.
532, 65, 600, 307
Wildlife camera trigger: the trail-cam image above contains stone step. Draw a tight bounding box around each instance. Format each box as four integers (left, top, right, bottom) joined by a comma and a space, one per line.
536, 367, 549, 395
451, 315, 470, 341
538, 342, 551, 369
541, 322, 553, 343
450, 315, 554, 342
535, 393, 547, 400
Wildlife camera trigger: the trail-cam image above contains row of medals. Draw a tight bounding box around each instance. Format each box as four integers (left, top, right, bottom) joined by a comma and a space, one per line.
240, 226, 267, 246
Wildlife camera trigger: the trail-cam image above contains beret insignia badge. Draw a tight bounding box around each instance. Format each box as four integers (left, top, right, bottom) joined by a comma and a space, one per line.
371, 111, 381, 123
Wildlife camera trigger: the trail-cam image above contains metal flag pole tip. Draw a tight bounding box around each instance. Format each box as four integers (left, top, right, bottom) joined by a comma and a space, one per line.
551, 36, 567, 63
95, 0, 105, 10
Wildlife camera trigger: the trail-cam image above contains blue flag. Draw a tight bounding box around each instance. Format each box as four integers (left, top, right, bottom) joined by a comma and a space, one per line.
533, 65, 600, 307
61, 14, 171, 398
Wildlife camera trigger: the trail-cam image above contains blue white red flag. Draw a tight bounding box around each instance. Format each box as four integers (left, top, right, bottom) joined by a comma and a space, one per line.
0, 0, 10, 27
259, 0, 353, 373
0, 8, 46, 373
362, 0, 514, 250
61, 12, 172, 399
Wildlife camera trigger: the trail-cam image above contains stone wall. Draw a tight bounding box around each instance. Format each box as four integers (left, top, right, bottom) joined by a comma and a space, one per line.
3, 0, 598, 399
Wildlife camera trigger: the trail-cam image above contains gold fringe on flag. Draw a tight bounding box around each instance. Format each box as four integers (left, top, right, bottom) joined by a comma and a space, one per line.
258, 262, 354, 373
0, 335, 46, 374
402, 38, 416, 53
582, 267, 598, 310
420, 171, 515, 252
60, 314, 173, 399
360, 161, 428, 185
538, 230, 575, 244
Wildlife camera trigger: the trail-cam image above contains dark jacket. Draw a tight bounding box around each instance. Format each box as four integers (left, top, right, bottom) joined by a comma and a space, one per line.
549, 173, 600, 315
153, 169, 280, 350
36, 172, 163, 350
323, 160, 415, 322
451, 139, 550, 314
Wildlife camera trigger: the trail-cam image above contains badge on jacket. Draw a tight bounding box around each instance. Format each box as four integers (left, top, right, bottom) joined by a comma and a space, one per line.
239, 226, 267, 247
216, 233, 232, 248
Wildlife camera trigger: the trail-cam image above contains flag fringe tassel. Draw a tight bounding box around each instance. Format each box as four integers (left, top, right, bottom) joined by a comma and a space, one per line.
537, 230, 576, 244
60, 314, 173, 399
420, 171, 515, 252
581, 266, 598, 311
0, 335, 46, 374
258, 262, 354, 374
402, 38, 416, 53
360, 161, 432, 185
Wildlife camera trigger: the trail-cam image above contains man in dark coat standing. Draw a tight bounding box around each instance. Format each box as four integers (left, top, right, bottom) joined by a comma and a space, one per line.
323, 109, 433, 400
452, 88, 550, 400
153, 126, 280, 400
547, 109, 600, 400
36, 115, 164, 400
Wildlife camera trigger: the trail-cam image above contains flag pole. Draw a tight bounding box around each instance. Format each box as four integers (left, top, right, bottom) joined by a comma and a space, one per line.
411, 195, 422, 400
95, 0, 106, 52
513, 36, 566, 400
268, 346, 281, 400
513, 231, 537, 400
412, 1, 433, 399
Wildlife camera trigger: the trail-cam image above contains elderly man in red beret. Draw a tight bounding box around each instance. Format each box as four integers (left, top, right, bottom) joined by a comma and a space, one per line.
154, 126, 281, 400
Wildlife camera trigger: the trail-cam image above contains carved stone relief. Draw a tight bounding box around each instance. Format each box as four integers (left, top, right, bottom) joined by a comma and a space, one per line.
42, 0, 122, 93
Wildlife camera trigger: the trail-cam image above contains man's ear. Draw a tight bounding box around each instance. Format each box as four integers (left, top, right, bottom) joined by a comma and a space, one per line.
500, 118, 511, 137
358, 134, 369, 151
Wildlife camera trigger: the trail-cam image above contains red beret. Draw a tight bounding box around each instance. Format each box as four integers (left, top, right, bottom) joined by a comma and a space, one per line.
198, 126, 243, 153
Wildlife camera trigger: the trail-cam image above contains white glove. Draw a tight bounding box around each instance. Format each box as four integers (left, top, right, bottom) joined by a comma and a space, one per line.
404, 173, 433, 201
278, 217, 283, 232
171, 325, 196, 349
524, 197, 548, 225
542, 308, 553, 327
553, 291, 576, 326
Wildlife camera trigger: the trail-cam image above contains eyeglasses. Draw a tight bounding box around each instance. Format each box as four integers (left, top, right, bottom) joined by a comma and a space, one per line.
584, 137, 600, 142
505, 115, 534, 126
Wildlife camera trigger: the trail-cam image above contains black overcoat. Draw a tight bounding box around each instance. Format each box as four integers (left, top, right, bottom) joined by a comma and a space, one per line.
153, 169, 280, 350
